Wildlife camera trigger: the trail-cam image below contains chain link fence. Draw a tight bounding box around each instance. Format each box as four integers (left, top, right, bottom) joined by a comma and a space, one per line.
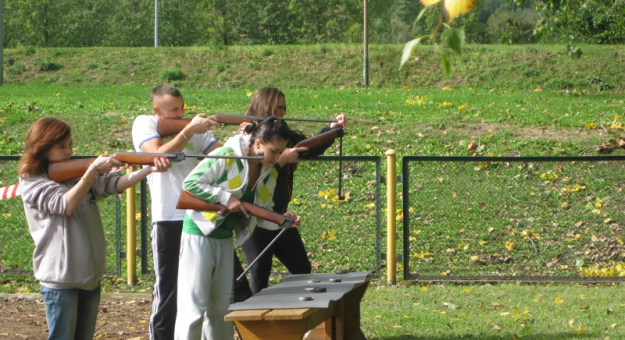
1, 156, 383, 280
0, 156, 127, 276
402, 156, 625, 283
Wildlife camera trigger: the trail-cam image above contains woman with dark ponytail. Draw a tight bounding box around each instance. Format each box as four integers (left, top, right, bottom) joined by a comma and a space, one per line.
234, 87, 347, 298
175, 117, 301, 340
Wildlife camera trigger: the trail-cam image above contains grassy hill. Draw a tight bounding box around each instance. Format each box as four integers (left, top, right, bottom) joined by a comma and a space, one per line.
3, 44, 625, 90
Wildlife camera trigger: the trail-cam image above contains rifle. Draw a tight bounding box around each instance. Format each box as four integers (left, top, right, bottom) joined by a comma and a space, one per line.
48, 152, 264, 183
176, 189, 295, 281
157, 114, 337, 138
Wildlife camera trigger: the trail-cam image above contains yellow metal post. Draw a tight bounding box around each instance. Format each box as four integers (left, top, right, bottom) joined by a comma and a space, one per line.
385, 149, 397, 285
126, 166, 137, 285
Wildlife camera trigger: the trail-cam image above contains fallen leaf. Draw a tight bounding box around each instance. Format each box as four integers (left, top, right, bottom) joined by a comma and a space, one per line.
467, 140, 478, 154
443, 302, 460, 309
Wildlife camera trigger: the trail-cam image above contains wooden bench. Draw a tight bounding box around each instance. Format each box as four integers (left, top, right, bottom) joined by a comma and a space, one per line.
225, 273, 371, 340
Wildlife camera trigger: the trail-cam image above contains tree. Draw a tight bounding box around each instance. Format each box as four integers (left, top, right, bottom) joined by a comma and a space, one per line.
536, 0, 625, 44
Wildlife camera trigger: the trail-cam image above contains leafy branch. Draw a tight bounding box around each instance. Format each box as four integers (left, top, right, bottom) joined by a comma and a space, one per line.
400, 0, 477, 76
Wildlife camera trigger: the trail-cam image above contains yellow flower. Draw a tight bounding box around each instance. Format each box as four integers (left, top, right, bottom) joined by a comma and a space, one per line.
442, 86, 452, 91
246, 89, 253, 97
458, 103, 469, 110
533, 86, 542, 92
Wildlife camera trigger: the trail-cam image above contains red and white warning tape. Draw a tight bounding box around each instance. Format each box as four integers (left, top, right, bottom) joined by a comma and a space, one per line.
1, 184, 20, 200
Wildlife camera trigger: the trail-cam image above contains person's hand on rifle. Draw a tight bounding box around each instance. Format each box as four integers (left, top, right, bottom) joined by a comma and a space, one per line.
226, 195, 249, 218
90, 155, 124, 176
149, 156, 173, 173
276, 146, 308, 167
182, 114, 222, 138
284, 211, 301, 228
237, 121, 253, 135
329, 114, 346, 129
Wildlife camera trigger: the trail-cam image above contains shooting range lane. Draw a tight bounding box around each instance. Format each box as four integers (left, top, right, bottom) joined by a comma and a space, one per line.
229, 271, 373, 310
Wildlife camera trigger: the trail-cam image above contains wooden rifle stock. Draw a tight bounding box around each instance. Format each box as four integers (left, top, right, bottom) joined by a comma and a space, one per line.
48, 152, 263, 183
294, 127, 344, 149
48, 158, 98, 183
176, 190, 294, 227
48, 152, 171, 183
176, 190, 230, 215
156, 114, 337, 138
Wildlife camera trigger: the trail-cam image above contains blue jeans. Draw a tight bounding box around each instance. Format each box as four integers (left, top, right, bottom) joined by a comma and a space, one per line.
41, 284, 101, 340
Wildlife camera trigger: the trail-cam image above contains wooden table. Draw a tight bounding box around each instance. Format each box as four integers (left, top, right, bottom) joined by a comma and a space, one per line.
225, 271, 373, 340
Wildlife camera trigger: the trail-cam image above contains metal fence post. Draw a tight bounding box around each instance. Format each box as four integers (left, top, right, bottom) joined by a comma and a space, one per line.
385, 149, 397, 284
126, 167, 137, 285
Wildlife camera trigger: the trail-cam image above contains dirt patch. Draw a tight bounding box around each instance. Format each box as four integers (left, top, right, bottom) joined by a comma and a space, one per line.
0, 293, 243, 340
451, 121, 613, 144
0, 293, 152, 340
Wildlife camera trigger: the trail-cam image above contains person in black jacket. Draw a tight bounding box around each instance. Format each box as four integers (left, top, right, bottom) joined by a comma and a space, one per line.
232, 87, 346, 298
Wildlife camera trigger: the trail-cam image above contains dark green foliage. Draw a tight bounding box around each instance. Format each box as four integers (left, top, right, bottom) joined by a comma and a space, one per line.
38, 60, 62, 71
6, 63, 27, 75
537, 0, 625, 44
23, 46, 36, 56
160, 68, 186, 82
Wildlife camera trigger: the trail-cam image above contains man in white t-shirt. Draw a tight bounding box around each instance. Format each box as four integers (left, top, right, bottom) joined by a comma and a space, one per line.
131, 84, 222, 340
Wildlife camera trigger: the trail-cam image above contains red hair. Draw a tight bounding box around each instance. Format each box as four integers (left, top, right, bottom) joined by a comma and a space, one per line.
18, 117, 71, 178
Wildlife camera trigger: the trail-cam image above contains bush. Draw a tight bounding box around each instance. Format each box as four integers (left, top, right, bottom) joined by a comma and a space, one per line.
247, 61, 261, 70
23, 46, 36, 56
6, 63, 26, 75
488, 8, 538, 44
161, 68, 185, 82
38, 60, 62, 71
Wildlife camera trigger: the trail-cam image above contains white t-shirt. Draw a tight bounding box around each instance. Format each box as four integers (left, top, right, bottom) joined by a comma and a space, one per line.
132, 115, 218, 222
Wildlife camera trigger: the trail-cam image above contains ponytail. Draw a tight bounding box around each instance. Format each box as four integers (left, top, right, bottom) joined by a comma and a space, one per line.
247, 116, 290, 146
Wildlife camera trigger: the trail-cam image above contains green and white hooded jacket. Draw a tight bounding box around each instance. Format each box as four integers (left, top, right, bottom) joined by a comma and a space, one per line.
182, 134, 279, 245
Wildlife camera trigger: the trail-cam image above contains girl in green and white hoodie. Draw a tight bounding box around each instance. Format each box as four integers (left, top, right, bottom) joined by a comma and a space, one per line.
175, 117, 301, 340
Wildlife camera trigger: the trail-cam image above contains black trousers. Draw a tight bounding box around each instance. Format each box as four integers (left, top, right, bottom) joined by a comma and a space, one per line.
233, 250, 253, 302
149, 221, 182, 340
241, 226, 312, 294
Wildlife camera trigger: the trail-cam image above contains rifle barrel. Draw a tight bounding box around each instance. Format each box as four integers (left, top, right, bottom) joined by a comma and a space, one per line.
237, 225, 292, 281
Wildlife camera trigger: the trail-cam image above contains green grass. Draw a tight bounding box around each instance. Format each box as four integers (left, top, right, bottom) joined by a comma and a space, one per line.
361, 283, 625, 339
3, 44, 625, 90
2, 85, 625, 281
2, 44, 625, 337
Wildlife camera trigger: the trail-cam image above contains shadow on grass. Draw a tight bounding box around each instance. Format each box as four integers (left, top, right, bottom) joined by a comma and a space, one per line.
368, 333, 597, 340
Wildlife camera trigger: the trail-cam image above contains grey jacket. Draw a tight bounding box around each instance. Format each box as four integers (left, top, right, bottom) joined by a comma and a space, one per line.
20, 173, 120, 290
